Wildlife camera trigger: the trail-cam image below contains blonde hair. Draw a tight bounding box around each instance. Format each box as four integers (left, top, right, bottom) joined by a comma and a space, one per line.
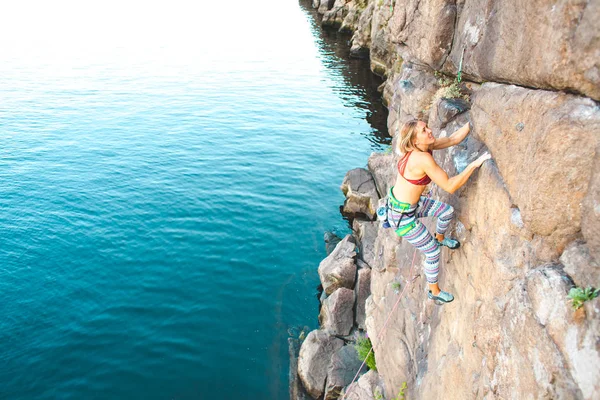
396, 119, 420, 154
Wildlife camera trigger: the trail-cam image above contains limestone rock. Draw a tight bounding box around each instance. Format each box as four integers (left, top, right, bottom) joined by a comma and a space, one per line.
305, 3, 600, 399
367, 152, 395, 199
341, 168, 379, 220
369, 0, 396, 77
471, 83, 600, 253
371, 221, 402, 273
527, 265, 600, 399
298, 330, 345, 399
560, 240, 600, 289
385, 63, 438, 135
365, 278, 413, 398
325, 231, 343, 256
350, 2, 374, 58
389, 0, 456, 69
352, 220, 377, 268
526, 265, 573, 335
323, 0, 349, 28
324, 344, 365, 400
320, 287, 355, 336
318, 0, 335, 14
340, 1, 364, 34
354, 266, 371, 330
429, 98, 470, 130
582, 142, 600, 263
443, 0, 600, 100
343, 370, 385, 400
318, 234, 357, 295
289, 338, 311, 400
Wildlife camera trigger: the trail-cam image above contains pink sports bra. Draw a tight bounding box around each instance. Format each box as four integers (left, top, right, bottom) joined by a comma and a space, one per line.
397, 151, 432, 186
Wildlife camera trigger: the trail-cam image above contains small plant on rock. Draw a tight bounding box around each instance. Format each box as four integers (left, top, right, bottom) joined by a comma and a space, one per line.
355, 336, 377, 371
430, 71, 469, 107
373, 388, 383, 400
567, 286, 599, 310
391, 281, 402, 294
391, 382, 408, 400
429, 48, 469, 108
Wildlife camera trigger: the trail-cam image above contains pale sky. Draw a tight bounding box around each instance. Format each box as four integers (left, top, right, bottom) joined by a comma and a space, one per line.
0, 1, 311, 62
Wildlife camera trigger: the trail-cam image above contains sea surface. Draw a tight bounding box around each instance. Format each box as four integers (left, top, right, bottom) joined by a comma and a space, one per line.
0, 1, 389, 399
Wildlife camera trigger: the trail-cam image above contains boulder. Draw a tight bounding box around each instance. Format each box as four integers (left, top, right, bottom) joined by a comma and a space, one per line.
318, 234, 357, 295
341, 168, 380, 220
320, 287, 355, 335
298, 330, 345, 399
324, 344, 365, 400
289, 338, 311, 400
442, 0, 600, 100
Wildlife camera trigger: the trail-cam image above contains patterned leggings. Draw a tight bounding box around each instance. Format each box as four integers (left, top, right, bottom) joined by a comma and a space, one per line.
387, 190, 455, 284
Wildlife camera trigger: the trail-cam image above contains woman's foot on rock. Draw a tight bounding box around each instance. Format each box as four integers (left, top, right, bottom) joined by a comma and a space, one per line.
438, 237, 460, 249
428, 290, 454, 303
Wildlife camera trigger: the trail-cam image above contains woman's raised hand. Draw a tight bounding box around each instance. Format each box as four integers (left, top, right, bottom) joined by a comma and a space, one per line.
473, 152, 492, 167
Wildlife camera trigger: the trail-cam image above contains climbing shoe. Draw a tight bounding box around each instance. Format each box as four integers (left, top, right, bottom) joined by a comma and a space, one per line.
437, 237, 460, 249
428, 290, 454, 304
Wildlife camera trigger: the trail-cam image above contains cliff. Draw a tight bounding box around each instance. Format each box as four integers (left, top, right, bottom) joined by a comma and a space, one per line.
296, 1, 599, 399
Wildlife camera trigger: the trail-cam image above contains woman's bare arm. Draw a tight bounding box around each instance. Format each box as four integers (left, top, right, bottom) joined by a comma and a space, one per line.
432, 122, 471, 150
420, 151, 491, 194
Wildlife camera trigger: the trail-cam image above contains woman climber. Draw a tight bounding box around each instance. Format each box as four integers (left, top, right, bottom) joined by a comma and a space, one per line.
388, 120, 491, 303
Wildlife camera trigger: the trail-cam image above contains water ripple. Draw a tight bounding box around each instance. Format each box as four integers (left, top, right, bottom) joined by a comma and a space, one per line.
0, 1, 388, 399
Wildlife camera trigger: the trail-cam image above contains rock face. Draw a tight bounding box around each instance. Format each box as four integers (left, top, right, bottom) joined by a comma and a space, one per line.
471, 83, 600, 255
384, 62, 439, 131
443, 0, 600, 100
302, 1, 600, 399
354, 266, 371, 330
389, 0, 456, 69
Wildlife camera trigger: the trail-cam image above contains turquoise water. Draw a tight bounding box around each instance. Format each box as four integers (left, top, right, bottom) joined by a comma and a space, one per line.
0, 1, 389, 399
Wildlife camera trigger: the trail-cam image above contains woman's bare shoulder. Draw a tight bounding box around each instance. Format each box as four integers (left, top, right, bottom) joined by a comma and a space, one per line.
411, 150, 435, 162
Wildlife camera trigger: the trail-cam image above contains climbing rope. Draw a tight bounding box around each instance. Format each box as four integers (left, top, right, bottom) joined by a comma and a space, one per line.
341, 187, 436, 399
340, 246, 419, 400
